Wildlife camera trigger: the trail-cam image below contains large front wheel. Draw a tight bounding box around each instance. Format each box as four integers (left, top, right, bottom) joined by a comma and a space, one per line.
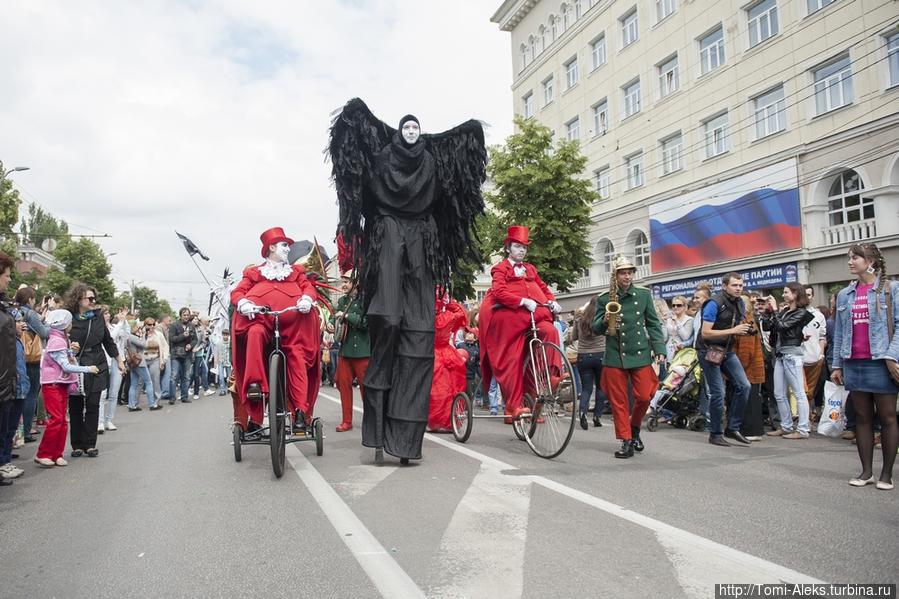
268, 352, 286, 478
522, 343, 577, 459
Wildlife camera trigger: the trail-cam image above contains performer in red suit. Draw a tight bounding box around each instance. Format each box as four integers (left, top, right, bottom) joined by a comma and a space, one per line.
427, 294, 468, 432
230, 227, 318, 430
480, 226, 563, 423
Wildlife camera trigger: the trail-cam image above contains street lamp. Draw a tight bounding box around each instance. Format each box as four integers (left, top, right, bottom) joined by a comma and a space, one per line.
0, 165, 30, 183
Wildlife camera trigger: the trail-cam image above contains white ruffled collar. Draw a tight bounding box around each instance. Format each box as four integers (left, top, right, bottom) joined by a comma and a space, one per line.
259, 260, 292, 281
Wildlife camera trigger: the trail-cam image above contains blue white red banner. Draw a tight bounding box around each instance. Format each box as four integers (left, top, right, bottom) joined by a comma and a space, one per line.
651, 263, 799, 300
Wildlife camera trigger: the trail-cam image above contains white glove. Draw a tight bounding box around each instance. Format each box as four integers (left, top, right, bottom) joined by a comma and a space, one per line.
237, 298, 259, 319
296, 295, 313, 314
520, 298, 537, 313
548, 300, 562, 314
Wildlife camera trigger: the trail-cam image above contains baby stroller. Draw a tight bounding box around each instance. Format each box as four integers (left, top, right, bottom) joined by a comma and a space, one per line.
647, 347, 706, 432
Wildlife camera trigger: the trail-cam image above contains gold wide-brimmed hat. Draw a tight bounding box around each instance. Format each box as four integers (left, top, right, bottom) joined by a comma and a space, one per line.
611, 255, 637, 273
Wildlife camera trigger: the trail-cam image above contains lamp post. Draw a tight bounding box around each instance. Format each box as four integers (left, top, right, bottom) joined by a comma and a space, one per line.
0, 166, 30, 183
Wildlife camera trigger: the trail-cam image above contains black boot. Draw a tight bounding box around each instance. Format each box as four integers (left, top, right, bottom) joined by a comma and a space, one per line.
579, 411, 588, 430
614, 439, 634, 459
631, 426, 644, 452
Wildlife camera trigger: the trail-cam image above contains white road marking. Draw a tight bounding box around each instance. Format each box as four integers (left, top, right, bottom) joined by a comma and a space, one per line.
335, 464, 399, 498
285, 444, 425, 599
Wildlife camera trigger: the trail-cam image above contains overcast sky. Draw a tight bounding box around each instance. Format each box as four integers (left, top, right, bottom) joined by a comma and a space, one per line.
0, 0, 513, 310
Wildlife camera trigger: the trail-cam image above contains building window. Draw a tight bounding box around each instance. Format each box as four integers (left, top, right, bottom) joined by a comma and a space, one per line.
593, 99, 609, 135
621, 8, 639, 48
625, 152, 644, 190
598, 239, 615, 273
656, 0, 676, 22
551, 16, 559, 41
660, 133, 683, 175
748, 0, 778, 48
523, 92, 534, 119
566, 116, 580, 141
753, 85, 785, 138
703, 112, 729, 158
633, 231, 650, 266
594, 167, 610, 200
623, 79, 641, 118
575, 0, 584, 20
529, 35, 538, 60
562, 3, 572, 30
590, 34, 606, 70
565, 57, 579, 89
699, 26, 725, 75
887, 32, 899, 87
543, 75, 554, 105
539, 25, 547, 52
658, 54, 679, 98
807, 0, 835, 15
813, 54, 853, 114
827, 170, 874, 226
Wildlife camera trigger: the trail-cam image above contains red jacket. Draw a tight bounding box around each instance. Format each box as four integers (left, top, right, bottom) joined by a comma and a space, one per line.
230, 264, 314, 311
489, 259, 556, 308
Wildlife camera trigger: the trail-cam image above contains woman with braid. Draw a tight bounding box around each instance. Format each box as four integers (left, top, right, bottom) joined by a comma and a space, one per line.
831, 243, 898, 491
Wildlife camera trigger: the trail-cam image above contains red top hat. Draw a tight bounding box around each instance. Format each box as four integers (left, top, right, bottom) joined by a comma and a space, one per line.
260, 227, 294, 258
504, 225, 530, 246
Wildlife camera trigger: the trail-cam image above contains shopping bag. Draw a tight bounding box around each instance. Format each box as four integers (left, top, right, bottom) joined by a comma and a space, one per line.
817, 381, 848, 437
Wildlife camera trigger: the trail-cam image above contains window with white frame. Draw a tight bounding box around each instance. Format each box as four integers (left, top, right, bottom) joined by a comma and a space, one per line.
523, 92, 534, 119
597, 239, 615, 273
539, 25, 547, 51
594, 166, 610, 200
633, 231, 650, 266
660, 133, 683, 175
621, 8, 639, 48
703, 112, 729, 158
591, 34, 606, 70
699, 26, 725, 75
519, 45, 528, 72
827, 170, 874, 226
625, 152, 644, 189
562, 3, 572, 30
543, 75, 555, 105
807, 0, 835, 15
565, 57, 579, 89
529, 35, 537, 60
623, 79, 641, 118
593, 99, 609, 135
656, 0, 676, 22
886, 32, 899, 87
566, 116, 580, 141
748, 0, 778, 47
813, 54, 853, 114
575, 0, 584, 20
753, 85, 785, 138
658, 54, 679, 98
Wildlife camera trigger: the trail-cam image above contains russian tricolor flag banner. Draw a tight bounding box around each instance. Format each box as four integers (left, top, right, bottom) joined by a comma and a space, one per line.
649, 159, 801, 273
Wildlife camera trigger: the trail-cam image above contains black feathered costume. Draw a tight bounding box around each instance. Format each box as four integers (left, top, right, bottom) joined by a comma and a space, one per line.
329, 98, 486, 461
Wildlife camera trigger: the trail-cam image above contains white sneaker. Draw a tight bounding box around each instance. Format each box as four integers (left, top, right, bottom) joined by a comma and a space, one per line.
97, 425, 105, 434
204, 389, 215, 396
0, 463, 24, 479
193, 394, 199, 400
105, 422, 117, 431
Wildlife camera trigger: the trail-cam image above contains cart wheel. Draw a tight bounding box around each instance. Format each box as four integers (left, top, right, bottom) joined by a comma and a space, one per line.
268, 352, 286, 478
522, 343, 577, 459
689, 415, 707, 432
451, 392, 473, 443
314, 418, 324, 457
232, 424, 242, 462
512, 393, 534, 442
673, 415, 688, 429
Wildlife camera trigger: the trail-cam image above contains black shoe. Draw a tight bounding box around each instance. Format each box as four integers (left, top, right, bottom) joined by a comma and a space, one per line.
11, 453, 19, 459
400, 457, 410, 465
246, 383, 263, 402
168, 399, 176, 405
71, 449, 84, 457
246, 421, 262, 434
724, 430, 751, 445
0, 478, 12, 486
614, 439, 634, 459
631, 427, 644, 452
708, 435, 731, 447
149, 405, 163, 411
128, 407, 143, 412
579, 412, 588, 430
593, 417, 602, 427
218, 390, 227, 396
24, 436, 37, 443
85, 448, 99, 457
180, 398, 192, 404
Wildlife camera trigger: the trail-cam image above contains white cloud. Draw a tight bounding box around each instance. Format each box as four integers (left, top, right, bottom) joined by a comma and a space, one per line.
0, 0, 512, 310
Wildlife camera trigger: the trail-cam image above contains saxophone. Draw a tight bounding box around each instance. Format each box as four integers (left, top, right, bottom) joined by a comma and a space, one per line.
606, 274, 622, 337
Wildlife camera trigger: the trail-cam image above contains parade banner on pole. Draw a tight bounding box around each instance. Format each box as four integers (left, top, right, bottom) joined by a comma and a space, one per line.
649, 159, 801, 273
651, 262, 799, 299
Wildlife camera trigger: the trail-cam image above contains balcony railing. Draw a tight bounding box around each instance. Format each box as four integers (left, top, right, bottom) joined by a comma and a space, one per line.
823, 219, 876, 246
559, 264, 652, 294
571, 275, 592, 290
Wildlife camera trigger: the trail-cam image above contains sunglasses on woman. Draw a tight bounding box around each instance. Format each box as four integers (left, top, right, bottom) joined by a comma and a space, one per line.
672, 303, 684, 307
85, 296, 97, 302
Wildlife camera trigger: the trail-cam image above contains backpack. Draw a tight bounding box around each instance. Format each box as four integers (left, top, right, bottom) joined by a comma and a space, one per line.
23, 330, 43, 364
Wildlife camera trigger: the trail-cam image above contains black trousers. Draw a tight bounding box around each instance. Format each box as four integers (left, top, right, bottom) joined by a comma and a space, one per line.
69, 391, 101, 450
740, 383, 765, 437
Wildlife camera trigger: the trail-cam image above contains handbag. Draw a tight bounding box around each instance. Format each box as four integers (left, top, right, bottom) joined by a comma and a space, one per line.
125, 348, 142, 369
704, 345, 727, 365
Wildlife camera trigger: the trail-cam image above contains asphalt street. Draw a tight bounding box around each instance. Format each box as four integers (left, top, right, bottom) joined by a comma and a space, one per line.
1, 388, 896, 599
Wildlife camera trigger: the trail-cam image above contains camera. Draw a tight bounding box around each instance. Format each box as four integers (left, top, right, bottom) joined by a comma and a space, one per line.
746, 325, 758, 336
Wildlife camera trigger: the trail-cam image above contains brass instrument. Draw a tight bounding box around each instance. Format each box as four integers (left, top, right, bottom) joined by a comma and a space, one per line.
606, 274, 622, 337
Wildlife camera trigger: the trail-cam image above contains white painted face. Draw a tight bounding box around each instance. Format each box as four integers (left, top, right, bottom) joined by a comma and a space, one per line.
509, 242, 528, 262
269, 241, 290, 264
401, 120, 420, 144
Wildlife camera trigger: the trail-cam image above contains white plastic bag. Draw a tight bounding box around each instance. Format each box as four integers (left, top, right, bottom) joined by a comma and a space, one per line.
817, 381, 849, 437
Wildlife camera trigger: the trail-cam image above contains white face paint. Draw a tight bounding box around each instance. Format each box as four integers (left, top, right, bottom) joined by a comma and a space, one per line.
269, 241, 290, 264
401, 120, 420, 144
509, 242, 528, 263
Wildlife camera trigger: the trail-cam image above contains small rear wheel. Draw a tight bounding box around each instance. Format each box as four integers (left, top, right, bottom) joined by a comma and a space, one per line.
451, 392, 472, 443
232, 424, 242, 462
268, 352, 286, 478
314, 418, 324, 456
647, 416, 658, 432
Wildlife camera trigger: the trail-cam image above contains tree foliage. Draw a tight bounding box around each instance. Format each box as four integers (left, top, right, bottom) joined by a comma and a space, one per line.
49, 238, 116, 302
112, 286, 173, 319
483, 116, 594, 292
0, 163, 24, 237
450, 210, 503, 301
19, 203, 69, 249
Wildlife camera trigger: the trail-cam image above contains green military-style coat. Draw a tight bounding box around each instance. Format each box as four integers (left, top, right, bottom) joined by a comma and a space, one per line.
333, 293, 370, 359
591, 284, 666, 370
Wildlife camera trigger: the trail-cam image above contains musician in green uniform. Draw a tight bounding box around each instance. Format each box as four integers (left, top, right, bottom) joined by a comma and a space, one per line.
332, 270, 370, 432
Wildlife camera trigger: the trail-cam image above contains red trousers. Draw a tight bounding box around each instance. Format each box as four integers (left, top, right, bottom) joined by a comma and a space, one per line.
336, 356, 368, 425
36, 384, 68, 461
600, 365, 658, 440
488, 309, 559, 413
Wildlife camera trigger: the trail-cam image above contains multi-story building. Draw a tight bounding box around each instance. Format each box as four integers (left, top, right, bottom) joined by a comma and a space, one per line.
491, 0, 899, 308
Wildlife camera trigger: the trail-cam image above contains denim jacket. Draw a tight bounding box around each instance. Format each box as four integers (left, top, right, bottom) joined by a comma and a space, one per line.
831, 277, 899, 369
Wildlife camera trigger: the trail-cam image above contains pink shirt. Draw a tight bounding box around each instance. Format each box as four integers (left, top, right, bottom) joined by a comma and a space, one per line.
850, 283, 873, 359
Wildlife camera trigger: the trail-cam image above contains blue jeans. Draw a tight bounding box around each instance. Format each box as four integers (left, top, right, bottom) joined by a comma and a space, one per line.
488, 377, 501, 412
129, 365, 156, 408
102, 361, 123, 425
773, 353, 810, 435
22, 363, 41, 435
699, 350, 750, 436
170, 356, 192, 401
577, 352, 607, 416
218, 365, 232, 391
191, 355, 208, 395
0, 397, 24, 464
160, 360, 172, 399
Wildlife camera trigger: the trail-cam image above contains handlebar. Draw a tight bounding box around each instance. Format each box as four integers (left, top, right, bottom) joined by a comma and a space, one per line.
254, 305, 301, 316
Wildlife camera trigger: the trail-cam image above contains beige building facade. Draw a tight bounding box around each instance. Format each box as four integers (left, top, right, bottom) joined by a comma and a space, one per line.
492, 0, 899, 309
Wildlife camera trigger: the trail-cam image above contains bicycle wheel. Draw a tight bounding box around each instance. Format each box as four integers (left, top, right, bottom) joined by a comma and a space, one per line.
314, 418, 324, 457
232, 424, 242, 462
451, 392, 472, 443
268, 352, 286, 478
522, 342, 576, 459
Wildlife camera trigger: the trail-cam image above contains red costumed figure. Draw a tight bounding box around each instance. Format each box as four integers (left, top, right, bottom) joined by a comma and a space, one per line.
480, 226, 563, 424
427, 294, 468, 432
230, 227, 320, 430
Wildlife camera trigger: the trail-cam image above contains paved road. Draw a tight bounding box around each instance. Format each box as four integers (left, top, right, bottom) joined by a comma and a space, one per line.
1, 389, 895, 598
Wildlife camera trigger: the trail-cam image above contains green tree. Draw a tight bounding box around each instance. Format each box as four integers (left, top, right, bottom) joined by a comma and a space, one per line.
113, 286, 173, 319
0, 163, 24, 237
52, 237, 116, 302
450, 210, 503, 301
484, 116, 594, 292
19, 203, 69, 249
